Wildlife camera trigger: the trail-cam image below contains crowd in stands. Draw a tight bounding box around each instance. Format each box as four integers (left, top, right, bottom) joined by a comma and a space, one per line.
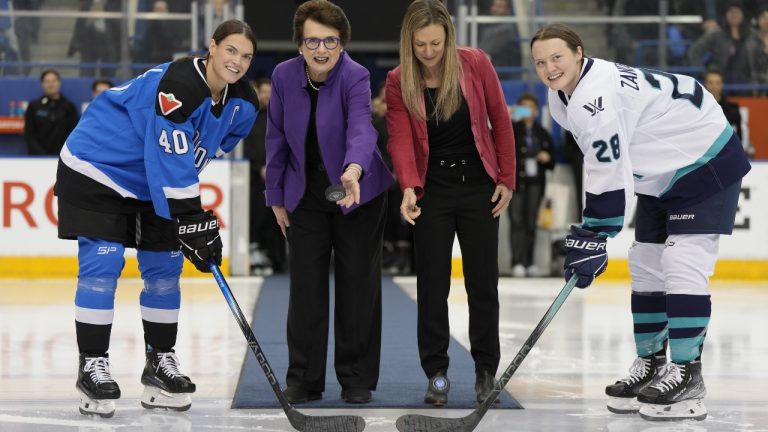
1, 0, 764, 278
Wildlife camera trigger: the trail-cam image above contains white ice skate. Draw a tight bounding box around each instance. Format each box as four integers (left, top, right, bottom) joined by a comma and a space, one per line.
78, 390, 117, 418
76, 354, 121, 418
639, 398, 707, 421
140, 386, 193, 411
140, 350, 196, 411
637, 361, 707, 421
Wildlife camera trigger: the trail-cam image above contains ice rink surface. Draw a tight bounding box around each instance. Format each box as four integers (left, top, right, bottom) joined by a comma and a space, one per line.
1, 276, 766, 431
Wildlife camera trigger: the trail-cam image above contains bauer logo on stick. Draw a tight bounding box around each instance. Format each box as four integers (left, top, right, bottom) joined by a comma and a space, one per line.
158, 92, 183, 116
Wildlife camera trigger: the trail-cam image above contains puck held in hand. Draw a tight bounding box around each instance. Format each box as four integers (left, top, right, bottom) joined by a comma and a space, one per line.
325, 185, 346, 201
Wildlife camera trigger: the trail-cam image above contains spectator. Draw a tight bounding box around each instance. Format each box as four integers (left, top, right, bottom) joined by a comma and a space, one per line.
243, 77, 286, 275
756, 6, 768, 89
142, 0, 181, 64
704, 70, 754, 158
68, 0, 121, 77
0, 0, 19, 76
688, 0, 764, 89
11, 0, 41, 76
507, 94, 554, 278
81, 78, 114, 112
24, 69, 79, 155
478, 0, 522, 69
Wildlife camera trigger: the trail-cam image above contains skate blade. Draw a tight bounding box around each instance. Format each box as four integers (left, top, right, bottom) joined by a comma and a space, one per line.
141, 386, 192, 411
78, 390, 116, 418
638, 399, 707, 421
607, 396, 640, 414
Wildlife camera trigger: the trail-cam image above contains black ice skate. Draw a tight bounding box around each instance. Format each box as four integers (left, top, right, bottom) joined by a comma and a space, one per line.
140, 349, 196, 411
637, 361, 707, 421
605, 353, 666, 414
76, 353, 121, 418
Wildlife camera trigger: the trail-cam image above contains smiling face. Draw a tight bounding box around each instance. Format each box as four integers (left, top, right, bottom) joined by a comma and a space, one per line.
207, 32, 254, 87
531, 37, 583, 95
412, 24, 446, 77
301, 19, 342, 82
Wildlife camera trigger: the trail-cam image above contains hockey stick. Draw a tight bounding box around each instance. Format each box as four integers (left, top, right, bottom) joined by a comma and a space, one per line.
395, 275, 579, 432
210, 263, 366, 432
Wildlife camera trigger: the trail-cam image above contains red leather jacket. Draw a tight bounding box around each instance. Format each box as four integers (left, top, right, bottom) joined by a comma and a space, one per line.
385, 47, 516, 198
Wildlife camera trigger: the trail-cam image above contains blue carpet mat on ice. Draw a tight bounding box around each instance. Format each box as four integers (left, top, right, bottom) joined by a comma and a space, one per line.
231, 275, 522, 409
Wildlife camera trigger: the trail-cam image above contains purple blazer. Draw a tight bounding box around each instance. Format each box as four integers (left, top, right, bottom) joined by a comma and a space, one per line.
265, 52, 394, 214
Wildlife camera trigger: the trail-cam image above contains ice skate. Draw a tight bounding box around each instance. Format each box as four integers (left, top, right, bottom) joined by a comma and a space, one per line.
140, 350, 196, 411
605, 353, 666, 414
637, 361, 707, 421
76, 353, 121, 418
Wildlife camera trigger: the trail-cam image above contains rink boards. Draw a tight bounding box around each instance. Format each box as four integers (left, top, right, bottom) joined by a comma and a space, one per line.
0, 158, 767, 279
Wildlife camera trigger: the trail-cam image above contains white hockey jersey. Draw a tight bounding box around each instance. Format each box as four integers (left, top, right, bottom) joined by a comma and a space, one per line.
548, 58, 750, 237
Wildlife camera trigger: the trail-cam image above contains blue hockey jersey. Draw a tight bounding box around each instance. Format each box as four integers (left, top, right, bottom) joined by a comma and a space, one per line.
56, 57, 259, 219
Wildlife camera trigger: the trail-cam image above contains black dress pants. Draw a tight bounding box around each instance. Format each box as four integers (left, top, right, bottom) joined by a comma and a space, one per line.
414, 160, 501, 378
508, 181, 544, 267
285, 170, 386, 392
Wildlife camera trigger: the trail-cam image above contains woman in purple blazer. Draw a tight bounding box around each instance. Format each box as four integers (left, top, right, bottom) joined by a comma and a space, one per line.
264, 0, 394, 405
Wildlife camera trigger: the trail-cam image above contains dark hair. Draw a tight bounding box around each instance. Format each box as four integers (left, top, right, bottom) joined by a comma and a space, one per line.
209, 19, 258, 54
530, 23, 585, 56
91, 79, 114, 92
40, 69, 61, 82
293, 0, 351, 47
517, 93, 539, 106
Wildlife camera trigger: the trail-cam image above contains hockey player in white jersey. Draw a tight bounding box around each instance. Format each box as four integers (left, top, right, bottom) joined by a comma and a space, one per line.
531, 24, 751, 421
55, 20, 259, 417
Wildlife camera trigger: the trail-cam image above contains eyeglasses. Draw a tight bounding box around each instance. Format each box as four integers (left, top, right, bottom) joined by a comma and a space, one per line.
303, 36, 340, 50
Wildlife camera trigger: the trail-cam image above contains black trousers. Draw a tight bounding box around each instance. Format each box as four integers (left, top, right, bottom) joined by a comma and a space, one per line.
285, 170, 386, 392
508, 181, 544, 267
414, 160, 500, 378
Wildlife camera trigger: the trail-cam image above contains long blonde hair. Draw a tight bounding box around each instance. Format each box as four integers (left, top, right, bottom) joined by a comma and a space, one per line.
399, 0, 462, 122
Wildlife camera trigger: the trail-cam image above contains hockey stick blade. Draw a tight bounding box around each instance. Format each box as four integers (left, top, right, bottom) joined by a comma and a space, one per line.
211, 263, 366, 432
395, 275, 579, 432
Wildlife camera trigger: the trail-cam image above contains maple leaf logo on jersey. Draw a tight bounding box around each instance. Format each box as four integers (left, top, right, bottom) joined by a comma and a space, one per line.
158, 92, 183, 116
583, 96, 604, 116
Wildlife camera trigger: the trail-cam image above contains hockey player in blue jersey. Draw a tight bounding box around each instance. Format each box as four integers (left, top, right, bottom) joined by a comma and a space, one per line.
531, 24, 750, 421
54, 20, 258, 417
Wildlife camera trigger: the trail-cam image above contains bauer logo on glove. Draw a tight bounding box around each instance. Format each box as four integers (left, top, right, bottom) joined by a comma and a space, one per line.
563, 225, 608, 288
176, 210, 223, 273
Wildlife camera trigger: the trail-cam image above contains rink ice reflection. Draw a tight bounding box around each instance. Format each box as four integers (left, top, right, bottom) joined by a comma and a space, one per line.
0, 277, 766, 431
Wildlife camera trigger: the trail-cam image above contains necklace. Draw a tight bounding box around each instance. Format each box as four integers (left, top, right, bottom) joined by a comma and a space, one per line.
426, 87, 438, 126
305, 65, 321, 91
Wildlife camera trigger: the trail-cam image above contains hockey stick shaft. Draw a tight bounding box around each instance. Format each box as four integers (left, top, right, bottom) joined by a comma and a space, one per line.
210, 263, 366, 432
210, 263, 292, 408
395, 275, 579, 432
480, 274, 578, 410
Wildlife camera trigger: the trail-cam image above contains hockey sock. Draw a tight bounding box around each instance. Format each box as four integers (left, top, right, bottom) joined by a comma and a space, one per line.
631, 291, 668, 357
667, 294, 711, 363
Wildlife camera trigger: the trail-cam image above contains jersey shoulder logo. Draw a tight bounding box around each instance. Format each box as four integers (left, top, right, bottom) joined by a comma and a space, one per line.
583, 96, 604, 116
158, 92, 183, 116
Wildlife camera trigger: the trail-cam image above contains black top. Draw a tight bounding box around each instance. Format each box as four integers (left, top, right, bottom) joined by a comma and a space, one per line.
424, 88, 477, 159
24, 96, 79, 155
305, 80, 324, 173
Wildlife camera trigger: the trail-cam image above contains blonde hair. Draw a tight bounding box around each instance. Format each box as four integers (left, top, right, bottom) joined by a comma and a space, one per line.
398, 0, 462, 122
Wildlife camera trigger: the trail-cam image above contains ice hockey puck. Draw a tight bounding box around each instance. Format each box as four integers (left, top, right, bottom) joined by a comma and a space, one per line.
325, 185, 346, 201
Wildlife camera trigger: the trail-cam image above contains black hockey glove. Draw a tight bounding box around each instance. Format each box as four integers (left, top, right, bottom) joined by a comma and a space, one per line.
563, 225, 608, 288
177, 210, 222, 273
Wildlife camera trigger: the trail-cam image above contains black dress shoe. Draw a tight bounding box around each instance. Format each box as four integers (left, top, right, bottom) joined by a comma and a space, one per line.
475, 370, 500, 404
424, 372, 450, 406
340, 388, 372, 404
283, 386, 322, 404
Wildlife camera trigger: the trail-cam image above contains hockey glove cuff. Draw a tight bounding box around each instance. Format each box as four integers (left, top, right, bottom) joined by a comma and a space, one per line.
563, 225, 608, 288
177, 210, 222, 273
